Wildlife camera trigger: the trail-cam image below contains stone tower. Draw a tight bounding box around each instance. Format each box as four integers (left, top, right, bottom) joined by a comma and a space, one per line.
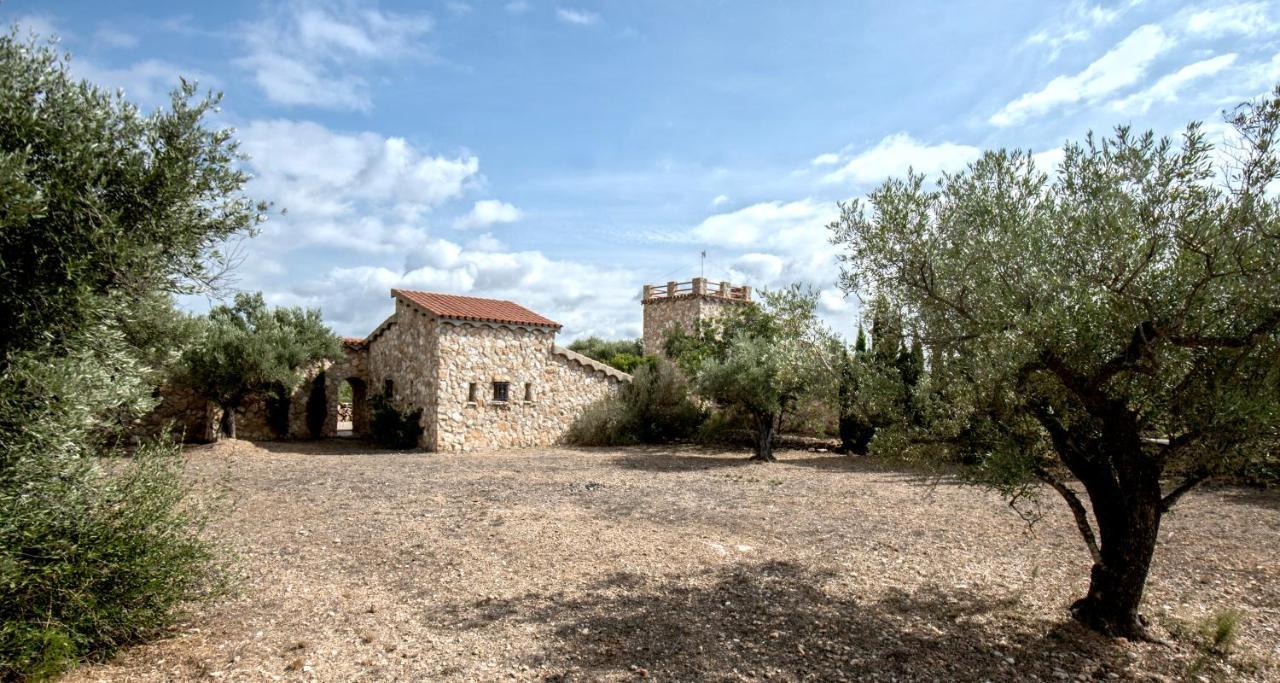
641, 277, 752, 355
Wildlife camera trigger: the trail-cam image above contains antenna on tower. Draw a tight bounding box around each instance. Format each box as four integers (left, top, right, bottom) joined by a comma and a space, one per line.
700, 250, 706, 278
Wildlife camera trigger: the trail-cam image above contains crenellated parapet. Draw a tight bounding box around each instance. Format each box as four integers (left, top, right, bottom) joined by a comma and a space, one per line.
641, 277, 752, 355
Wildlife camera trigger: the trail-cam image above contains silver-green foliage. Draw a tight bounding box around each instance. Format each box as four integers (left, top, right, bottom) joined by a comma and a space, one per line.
566, 359, 705, 446
829, 88, 1280, 636
179, 292, 342, 439
0, 29, 258, 677
667, 285, 838, 461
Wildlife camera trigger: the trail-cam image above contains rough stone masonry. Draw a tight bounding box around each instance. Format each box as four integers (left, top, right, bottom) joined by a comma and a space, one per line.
145, 278, 750, 452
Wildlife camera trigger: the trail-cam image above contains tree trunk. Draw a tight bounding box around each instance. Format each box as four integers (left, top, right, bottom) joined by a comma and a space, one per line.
1070, 497, 1161, 638
1057, 424, 1164, 639
220, 404, 237, 440
750, 412, 777, 462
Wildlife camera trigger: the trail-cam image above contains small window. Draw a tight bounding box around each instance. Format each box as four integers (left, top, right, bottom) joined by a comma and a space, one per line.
492, 381, 510, 402
383, 378, 394, 398
467, 382, 478, 402
523, 382, 534, 402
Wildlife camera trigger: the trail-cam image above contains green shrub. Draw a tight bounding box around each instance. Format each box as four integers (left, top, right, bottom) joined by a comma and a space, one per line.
369, 394, 423, 449
566, 360, 705, 445
566, 337, 643, 369
606, 352, 648, 374
0, 339, 232, 680
565, 398, 632, 446
694, 407, 751, 445
0, 443, 229, 680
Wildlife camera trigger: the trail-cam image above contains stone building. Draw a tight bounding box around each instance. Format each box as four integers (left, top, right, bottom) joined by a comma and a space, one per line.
147, 279, 754, 451
324, 289, 629, 452
641, 277, 752, 355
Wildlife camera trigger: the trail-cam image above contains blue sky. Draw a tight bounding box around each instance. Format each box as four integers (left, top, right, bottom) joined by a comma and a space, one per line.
8, 0, 1279, 340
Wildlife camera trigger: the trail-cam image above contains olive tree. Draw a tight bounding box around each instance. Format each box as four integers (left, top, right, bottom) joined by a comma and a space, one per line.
180, 293, 342, 438
668, 285, 837, 461
828, 91, 1280, 638
0, 29, 259, 676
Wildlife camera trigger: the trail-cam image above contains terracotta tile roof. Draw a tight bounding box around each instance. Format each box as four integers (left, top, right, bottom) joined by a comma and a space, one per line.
392, 289, 562, 329
341, 336, 367, 349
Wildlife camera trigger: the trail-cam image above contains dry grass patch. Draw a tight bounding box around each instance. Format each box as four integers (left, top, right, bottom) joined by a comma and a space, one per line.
65, 440, 1279, 682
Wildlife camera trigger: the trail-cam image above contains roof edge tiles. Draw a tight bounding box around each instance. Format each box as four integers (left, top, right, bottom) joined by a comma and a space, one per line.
391, 289, 562, 330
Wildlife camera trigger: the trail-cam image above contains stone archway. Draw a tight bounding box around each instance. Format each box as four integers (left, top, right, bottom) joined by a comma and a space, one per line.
338, 377, 369, 437
323, 340, 370, 438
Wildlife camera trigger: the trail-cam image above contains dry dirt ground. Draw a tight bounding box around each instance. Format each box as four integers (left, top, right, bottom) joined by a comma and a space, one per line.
67, 440, 1279, 682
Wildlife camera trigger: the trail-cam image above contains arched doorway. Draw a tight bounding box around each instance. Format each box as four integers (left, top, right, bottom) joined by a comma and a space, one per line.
336, 377, 368, 437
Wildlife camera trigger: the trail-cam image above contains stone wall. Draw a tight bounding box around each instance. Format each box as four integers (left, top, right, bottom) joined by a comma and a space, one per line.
132, 382, 220, 443
324, 343, 371, 437
642, 294, 747, 355
366, 298, 440, 447
433, 323, 624, 452
139, 291, 630, 451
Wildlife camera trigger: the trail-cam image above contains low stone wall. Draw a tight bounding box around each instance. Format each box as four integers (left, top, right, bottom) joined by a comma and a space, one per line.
131, 383, 220, 443
433, 324, 627, 452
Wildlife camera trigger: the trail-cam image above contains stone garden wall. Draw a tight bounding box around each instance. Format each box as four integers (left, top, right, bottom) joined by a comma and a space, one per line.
433, 323, 625, 452
132, 382, 220, 443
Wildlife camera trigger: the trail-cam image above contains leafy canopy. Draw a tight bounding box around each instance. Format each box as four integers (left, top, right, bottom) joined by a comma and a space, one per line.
830, 112, 1280, 485
829, 87, 1280, 636
0, 31, 265, 362
566, 337, 646, 372
0, 30, 257, 678
667, 285, 838, 459
181, 292, 342, 411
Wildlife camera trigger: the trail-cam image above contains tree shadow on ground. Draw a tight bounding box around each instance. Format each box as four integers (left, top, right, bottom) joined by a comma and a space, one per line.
423, 561, 1139, 682
1216, 485, 1280, 511
604, 447, 763, 473
235, 438, 406, 458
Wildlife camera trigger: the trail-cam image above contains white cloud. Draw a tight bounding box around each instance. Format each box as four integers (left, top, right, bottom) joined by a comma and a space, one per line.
454, 199, 523, 229
991, 24, 1175, 127
466, 233, 506, 252
810, 152, 840, 166
1183, 2, 1277, 38
1024, 2, 1123, 61
711, 194, 730, 207
94, 25, 139, 48
72, 59, 216, 108
239, 3, 432, 111
693, 199, 832, 248
293, 241, 642, 339
821, 133, 981, 185
1242, 52, 1280, 93
238, 119, 480, 251
1111, 54, 1239, 113
687, 199, 861, 332
556, 8, 599, 25
732, 253, 786, 281
11, 14, 60, 40
1032, 147, 1067, 175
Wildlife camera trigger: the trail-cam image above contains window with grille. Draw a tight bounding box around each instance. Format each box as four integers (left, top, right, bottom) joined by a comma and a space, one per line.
492, 381, 510, 402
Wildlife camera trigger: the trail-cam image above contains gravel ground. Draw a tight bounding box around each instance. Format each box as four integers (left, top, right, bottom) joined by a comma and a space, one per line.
67, 440, 1279, 682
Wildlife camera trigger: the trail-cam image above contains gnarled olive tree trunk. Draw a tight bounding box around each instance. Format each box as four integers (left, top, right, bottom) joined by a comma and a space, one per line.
750, 411, 778, 462
1032, 396, 1196, 639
